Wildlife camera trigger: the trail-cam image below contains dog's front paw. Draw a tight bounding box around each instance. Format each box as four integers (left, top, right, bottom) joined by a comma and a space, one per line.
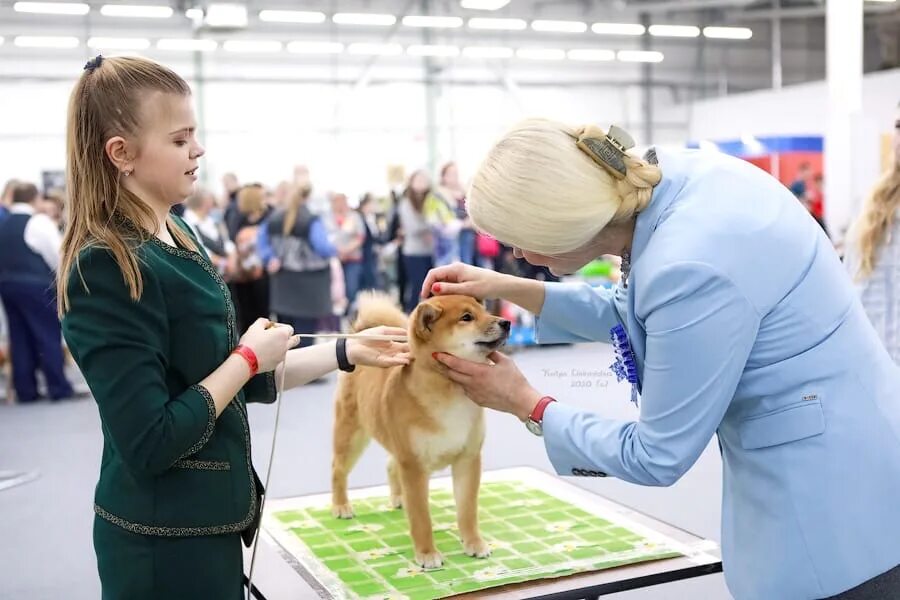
390, 495, 403, 509
463, 538, 492, 559
331, 503, 355, 519
414, 550, 443, 569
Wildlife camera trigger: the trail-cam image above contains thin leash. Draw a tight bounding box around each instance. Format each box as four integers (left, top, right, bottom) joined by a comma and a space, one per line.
244, 331, 408, 600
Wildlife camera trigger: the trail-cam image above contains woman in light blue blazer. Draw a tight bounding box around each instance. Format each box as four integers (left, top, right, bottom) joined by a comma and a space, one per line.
423, 119, 900, 600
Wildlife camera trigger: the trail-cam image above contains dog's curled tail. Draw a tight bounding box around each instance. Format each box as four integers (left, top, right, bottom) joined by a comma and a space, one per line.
351, 291, 408, 332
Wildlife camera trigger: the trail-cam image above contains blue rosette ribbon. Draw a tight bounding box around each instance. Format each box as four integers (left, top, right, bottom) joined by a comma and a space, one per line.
609, 323, 640, 407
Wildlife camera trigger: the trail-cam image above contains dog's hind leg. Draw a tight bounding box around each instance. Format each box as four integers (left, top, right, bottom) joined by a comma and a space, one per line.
387, 457, 403, 509
453, 452, 491, 558
331, 399, 370, 519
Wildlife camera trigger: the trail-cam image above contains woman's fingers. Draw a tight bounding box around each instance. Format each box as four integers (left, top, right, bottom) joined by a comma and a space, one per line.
420, 263, 464, 298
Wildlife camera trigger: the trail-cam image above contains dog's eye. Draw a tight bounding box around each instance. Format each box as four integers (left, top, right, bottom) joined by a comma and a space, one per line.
460, 313, 474, 322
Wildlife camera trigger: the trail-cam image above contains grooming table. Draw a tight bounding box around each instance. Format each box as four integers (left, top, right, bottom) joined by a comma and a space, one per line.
244, 467, 721, 599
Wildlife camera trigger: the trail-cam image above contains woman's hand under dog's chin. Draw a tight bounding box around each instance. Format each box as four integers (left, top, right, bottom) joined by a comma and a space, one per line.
433, 351, 543, 420
346, 326, 412, 368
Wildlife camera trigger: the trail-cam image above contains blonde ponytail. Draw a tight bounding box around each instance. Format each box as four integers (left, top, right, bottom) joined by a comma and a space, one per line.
614, 154, 662, 220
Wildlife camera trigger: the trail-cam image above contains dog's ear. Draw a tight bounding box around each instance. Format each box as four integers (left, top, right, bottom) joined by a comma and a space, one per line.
414, 303, 443, 339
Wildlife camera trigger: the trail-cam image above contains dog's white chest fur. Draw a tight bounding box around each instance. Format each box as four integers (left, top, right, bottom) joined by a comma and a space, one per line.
413, 395, 482, 470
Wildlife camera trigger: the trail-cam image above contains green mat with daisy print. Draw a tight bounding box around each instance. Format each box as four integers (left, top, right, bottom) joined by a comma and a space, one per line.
264, 473, 682, 600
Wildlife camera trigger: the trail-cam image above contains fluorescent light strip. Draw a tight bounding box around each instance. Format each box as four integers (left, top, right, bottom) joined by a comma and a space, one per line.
703, 26, 753, 40
287, 41, 343, 54
531, 20, 587, 33
460, 0, 510, 9
407, 44, 460, 57
617, 50, 664, 63
462, 46, 513, 58
87, 37, 150, 50
259, 10, 326, 24
592, 22, 645, 36
157, 38, 217, 51
567, 48, 615, 62
100, 4, 173, 18
648, 24, 700, 37
204, 4, 247, 27
516, 48, 565, 61
14, 35, 79, 48
185, 8, 202, 19
333, 13, 396, 26
347, 43, 403, 56
223, 40, 282, 53
14, 2, 89, 15
402, 15, 463, 28
468, 17, 527, 30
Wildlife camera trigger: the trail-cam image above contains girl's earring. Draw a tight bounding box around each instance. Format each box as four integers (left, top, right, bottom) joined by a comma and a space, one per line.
123, 169, 132, 177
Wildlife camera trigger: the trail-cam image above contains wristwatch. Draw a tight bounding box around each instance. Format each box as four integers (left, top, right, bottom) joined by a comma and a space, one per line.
525, 396, 557, 437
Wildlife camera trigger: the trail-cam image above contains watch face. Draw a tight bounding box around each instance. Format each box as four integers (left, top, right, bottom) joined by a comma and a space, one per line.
525, 419, 543, 437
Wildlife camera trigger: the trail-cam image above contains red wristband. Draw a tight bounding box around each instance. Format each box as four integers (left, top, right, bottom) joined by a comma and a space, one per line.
231, 344, 259, 377
528, 396, 556, 423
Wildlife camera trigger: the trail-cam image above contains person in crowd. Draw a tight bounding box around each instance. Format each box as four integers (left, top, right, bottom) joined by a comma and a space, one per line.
258, 184, 336, 349
845, 101, 900, 364
0, 182, 73, 403
230, 184, 271, 332
183, 188, 235, 278
439, 161, 477, 265
328, 192, 366, 313
396, 170, 435, 312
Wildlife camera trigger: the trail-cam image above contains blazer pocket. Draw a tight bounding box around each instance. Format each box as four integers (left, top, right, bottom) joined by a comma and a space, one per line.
739, 399, 825, 450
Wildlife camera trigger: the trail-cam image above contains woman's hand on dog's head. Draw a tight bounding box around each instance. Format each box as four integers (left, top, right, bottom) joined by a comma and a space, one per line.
347, 326, 412, 368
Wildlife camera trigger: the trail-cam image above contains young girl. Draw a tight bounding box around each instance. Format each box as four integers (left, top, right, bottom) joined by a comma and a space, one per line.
59, 55, 409, 600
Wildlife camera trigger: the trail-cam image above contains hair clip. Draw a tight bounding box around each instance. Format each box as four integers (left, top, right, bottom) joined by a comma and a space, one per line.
83, 55, 103, 72
576, 124, 635, 180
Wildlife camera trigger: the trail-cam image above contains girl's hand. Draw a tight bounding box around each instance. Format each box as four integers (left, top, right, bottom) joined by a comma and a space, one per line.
237, 319, 300, 373
346, 326, 411, 368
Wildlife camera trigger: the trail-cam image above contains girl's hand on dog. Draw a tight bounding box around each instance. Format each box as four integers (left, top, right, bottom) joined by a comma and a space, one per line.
420, 262, 508, 300
434, 351, 543, 420
347, 326, 412, 368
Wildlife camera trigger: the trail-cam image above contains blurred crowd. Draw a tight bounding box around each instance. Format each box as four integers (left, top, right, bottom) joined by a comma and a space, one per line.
0, 162, 559, 403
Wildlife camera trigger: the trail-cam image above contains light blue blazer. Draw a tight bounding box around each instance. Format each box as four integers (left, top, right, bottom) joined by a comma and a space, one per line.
536, 147, 900, 599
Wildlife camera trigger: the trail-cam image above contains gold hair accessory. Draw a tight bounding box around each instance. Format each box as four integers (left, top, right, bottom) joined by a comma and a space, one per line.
575, 124, 635, 180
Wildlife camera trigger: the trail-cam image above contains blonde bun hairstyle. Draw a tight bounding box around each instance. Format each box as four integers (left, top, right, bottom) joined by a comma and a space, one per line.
467, 118, 661, 255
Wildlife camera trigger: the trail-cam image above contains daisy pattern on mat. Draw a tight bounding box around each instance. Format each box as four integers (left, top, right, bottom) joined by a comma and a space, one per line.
358, 547, 394, 561
545, 522, 575, 533
394, 566, 425, 578
553, 541, 587, 553
347, 523, 384, 533
487, 540, 512, 551
363, 594, 409, 600
473, 566, 509, 582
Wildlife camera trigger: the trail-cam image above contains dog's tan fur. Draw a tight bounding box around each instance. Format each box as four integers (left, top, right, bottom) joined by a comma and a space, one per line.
331, 291, 509, 568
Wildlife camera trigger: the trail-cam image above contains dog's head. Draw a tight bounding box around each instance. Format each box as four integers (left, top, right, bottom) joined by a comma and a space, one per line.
410, 295, 510, 362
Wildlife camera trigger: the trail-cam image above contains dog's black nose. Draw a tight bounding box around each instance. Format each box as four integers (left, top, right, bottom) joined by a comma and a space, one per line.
499, 319, 511, 331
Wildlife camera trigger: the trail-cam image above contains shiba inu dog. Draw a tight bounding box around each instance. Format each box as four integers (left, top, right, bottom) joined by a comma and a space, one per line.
331, 292, 510, 568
